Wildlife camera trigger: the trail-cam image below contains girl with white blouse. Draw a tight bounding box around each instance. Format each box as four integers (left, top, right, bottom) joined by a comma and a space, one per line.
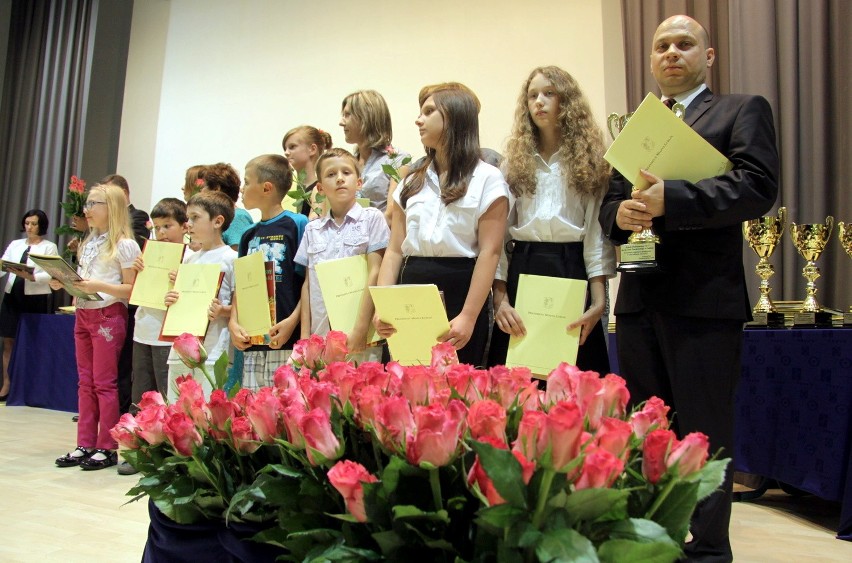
487, 66, 614, 374
0, 209, 58, 400
52, 184, 140, 470
375, 83, 509, 366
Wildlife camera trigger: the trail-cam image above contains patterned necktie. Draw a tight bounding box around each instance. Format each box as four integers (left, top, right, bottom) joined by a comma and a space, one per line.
663, 98, 676, 110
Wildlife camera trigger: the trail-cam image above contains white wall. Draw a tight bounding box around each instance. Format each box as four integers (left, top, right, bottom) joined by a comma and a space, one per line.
118, 0, 627, 212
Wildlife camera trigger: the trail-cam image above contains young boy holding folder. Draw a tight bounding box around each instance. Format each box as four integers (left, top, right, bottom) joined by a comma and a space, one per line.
164, 191, 237, 398
229, 154, 307, 389
294, 148, 389, 362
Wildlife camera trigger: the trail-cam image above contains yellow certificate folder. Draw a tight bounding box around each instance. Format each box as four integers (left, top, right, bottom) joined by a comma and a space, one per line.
506, 275, 588, 378
369, 284, 449, 366
160, 263, 223, 340
315, 255, 378, 344
604, 93, 733, 190
130, 240, 186, 310
235, 252, 273, 337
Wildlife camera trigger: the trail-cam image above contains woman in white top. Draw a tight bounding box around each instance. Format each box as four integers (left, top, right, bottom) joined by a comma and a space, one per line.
375, 83, 509, 366
0, 209, 58, 400
487, 66, 614, 374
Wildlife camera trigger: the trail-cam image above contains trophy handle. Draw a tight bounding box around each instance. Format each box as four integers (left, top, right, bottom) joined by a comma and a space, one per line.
825, 215, 835, 234
776, 206, 787, 232
607, 113, 620, 141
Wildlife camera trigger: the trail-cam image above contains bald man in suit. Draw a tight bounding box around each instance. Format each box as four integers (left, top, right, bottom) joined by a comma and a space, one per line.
599, 15, 779, 562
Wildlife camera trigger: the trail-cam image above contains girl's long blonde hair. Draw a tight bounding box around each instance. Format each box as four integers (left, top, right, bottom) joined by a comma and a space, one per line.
504, 66, 609, 200
79, 183, 134, 263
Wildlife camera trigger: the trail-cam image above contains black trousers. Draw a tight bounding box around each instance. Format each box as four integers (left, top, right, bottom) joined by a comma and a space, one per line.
617, 311, 741, 562
486, 241, 610, 375
118, 304, 137, 415
399, 256, 489, 367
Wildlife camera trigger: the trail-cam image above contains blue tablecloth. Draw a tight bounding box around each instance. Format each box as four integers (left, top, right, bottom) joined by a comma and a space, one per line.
608, 327, 852, 540
6, 313, 78, 412
733, 328, 852, 541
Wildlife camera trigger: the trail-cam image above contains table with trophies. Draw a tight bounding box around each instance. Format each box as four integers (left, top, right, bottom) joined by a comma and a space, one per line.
735, 211, 852, 540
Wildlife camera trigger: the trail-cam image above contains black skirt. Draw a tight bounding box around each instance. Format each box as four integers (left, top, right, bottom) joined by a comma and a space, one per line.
0, 279, 51, 338
486, 240, 610, 375
399, 256, 490, 367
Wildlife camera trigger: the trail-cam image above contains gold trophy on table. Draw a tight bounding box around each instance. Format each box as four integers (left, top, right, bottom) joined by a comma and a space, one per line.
790, 215, 834, 327
607, 102, 686, 274
743, 207, 786, 328
839, 221, 852, 326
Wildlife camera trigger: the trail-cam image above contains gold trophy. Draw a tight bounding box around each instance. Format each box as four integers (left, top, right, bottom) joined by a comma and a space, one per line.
790, 216, 834, 327
608, 103, 686, 274
743, 207, 786, 328
839, 222, 852, 326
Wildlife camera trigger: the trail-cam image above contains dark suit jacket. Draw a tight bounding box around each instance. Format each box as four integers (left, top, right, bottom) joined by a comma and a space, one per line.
599, 89, 779, 321
128, 204, 151, 251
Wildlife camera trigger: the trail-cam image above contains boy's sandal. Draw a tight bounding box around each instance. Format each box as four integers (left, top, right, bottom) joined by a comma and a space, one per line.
80, 449, 118, 471
55, 446, 92, 467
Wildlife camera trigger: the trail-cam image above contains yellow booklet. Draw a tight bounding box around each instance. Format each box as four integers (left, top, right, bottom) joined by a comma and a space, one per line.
234, 252, 273, 338
604, 93, 733, 190
160, 263, 223, 339
506, 274, 588, 378
315, 255, 378, 345
369, 284, 449, 365
129, 240, 185, 310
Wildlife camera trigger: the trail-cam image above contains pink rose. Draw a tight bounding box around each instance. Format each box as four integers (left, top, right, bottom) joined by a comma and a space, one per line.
69, 175, 86, 193
206, 389, 236, 438
328, 460, 378, 522
666, 432, 709, 478
430, 341, 458, 373
173, 333, 207, 370
544, 401, 584, 472
595, 417, 633, 461
110, 413, 141, 449
299, 408, 343, 465
601, 374, 630, 418
354, 384, 383, 429
513, 410, 547, 461
545, 362, 579, 405
446, 365, 490, 402
291, 334, 326, 369
400, 365, 434, 405
466, 399, 507, 443
247, 387, 285, 443
375, 395, 415, 452
230, 416, 260, 454
406, 399, 467, 467
642, 428, 676, 484
135, 404, 168, 445
283, 401, 307, 448
303, 379, 339, 415
322, 330, 349, 364
138, 391, 165, 411
575, 446, 624, 490
358, 362, 390, 389
630, 396, 671, 438
163, 412, 202, 456
231, 387, 255, 414
176, 376, 205, 423
273, 364, 299, 390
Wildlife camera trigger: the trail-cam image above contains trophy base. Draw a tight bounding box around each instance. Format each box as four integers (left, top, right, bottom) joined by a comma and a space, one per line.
792, 311, 833, 328
617, 242, 661, 274
745, 312, 786, 329
843, 312, 852, 327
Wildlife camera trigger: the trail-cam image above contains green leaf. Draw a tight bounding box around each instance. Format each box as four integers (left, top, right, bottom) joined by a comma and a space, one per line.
471, 440, 527, 508
606, 518, 677, 544
371, 530, 405, 555
392, 504, 450, 524
563, 488, 629, 525
213, 352, 229, 389
689, 458, 729, 501
474, 503, 527, 532
535, 528, 599, 563
651, 481, 699, 543
597, 539, 682, 563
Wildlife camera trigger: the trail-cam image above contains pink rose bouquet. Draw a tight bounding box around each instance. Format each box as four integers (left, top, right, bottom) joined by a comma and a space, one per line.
112, 331, 726, 562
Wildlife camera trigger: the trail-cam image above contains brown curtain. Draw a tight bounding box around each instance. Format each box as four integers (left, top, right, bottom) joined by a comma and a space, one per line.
619, 0, 852, 311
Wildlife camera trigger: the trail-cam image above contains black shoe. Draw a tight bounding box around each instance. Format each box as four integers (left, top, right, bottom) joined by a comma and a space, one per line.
0, 393, 8, 402
80, 449, 117, 471
71, 415, 79, 422
117, 461, 139, 475
56, 446, 92, 467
